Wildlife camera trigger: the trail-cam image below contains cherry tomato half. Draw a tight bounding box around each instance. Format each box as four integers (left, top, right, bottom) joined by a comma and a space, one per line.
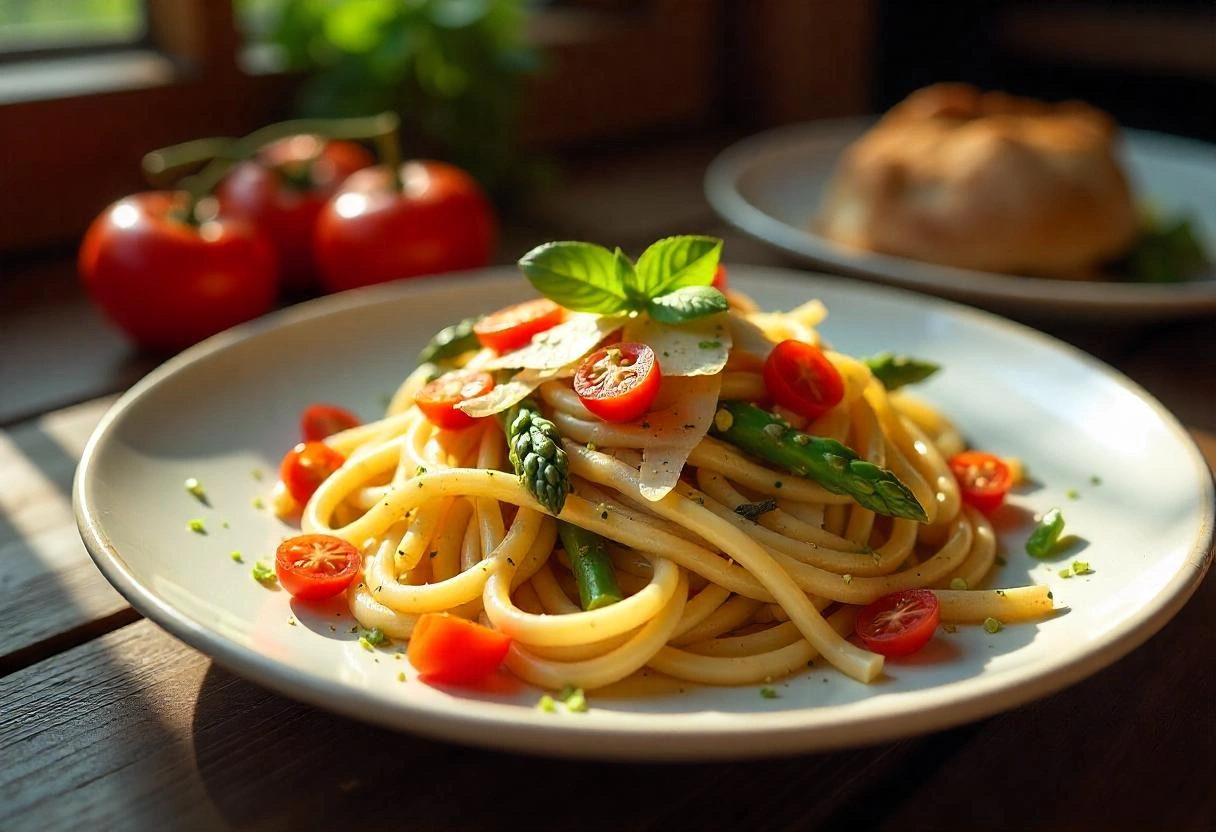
855, 589, 940, 658
415, 369, 495, 430
219, 136, 373, 292
300, 403, 361, 442
314, 161, 496, 293
948, 451, 1013, 516
79, 192, 278, 352
573, 342, 661, 423
280, 441, 346, 505
275, 533, 361, 601
408, 613, 512, 686
474, 298, 564, 353
762, 339, 845, 421
712, 264, 728, 291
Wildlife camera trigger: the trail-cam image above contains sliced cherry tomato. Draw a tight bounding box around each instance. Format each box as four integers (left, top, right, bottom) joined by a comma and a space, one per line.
280, 441, 346, 505
300, 403, 361, 442
855, 589, 940, 658
473, 298, 564, 353
408, 613, 512, 686
415, 369, 495, 430
573, 342, 661, 423
79, 192, 278, 352
712, 264, 728, 291
275, 533, 361, 601
762, 339, 845, 420
948, 451, 1013, 516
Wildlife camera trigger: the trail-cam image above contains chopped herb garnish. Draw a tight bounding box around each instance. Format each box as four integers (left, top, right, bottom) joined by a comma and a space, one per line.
252, 496, 265, 510
983, 616, 1003, 634
1025, 508, 1066, 558
415, 465, 428, 477
252, 468, 264, 481
1090, 475, 1102, 486
251, 561, 276, 585
760, 686, 778, 699
364, 627, 389, 647
1059, 567, 1073, 578
537, 694, 557, 713
221, 520, 230, 529
949, 577, 968, 590
1066, 489, 1079, 500
564, 688, 588, 713
184, 477, 207, 503
1072, 560, 1093, 575
698, 340, 722, 349
734, 497, 778, 522
397, 672, 407, 682
358, 636, 374, 652
287, 616, 297, 626
187, 518, 206, 534
230, 550, 243, 563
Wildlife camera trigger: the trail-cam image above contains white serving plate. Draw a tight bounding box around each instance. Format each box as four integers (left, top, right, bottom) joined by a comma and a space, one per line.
706, 118, 1216, 322
75, 267, 1214, 760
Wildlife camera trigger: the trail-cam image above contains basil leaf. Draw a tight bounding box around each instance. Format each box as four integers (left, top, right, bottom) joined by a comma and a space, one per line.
863, 353, 940, 390
614, 247, 642, 302
646, 286, 729, 324
634, 236, 723, 297
518, 241, 634, 314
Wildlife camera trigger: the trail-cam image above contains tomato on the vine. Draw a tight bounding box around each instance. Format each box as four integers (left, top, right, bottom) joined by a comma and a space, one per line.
280, 441, 346, 505
408, 613, 512, 686
855, 589, 940, 657
474, 298, 563, 353
275, 534, 361, 601
218, 136, 372, 292
762, 339, 845, 421
948, 451, 1013, 515
314, 161, 496, 293
415, 369, 495, 430
300, 403, 361, 442
573, 342, 661, 423
79, 192, 278, 352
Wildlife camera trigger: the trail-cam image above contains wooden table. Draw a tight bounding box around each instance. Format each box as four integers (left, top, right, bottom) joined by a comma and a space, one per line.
3, 139, 1214, 831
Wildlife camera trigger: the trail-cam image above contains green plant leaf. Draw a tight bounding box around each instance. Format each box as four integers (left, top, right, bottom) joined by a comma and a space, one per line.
646, 286, 729, 324
613, 247, 641, 301
635, 236, 723, 297
518, 241, 634, 314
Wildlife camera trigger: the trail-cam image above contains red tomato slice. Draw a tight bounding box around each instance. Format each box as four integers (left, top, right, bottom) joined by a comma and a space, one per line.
408, 613, 512, 685
280, 441, 346, 505
300, 403, 361, 442
572, 342, 661, 423
275, 534, 361, 601
762, 339, 844, 420
415, 369, 495, 430
855, 589, 940, 657
948, 451, 1013, 516
473, 298, 564, 353
711, 264, 728, 291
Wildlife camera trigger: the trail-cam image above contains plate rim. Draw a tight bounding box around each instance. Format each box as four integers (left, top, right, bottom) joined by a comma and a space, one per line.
704, 117, 1216, 314
73, 267, 1215, 760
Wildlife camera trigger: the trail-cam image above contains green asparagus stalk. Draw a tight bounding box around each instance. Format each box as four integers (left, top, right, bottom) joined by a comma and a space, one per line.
556, 521, 622, 610
863, 353, 940, 391
498, 398, 570, 516
417, 316, 482, 365
709, 400, 928, 522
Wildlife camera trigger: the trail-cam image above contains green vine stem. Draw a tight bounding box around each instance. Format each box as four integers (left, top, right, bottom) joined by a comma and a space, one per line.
144, 112, 402, 225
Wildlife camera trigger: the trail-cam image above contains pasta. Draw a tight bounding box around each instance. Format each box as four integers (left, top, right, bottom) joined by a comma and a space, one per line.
273, 247, 1054, 692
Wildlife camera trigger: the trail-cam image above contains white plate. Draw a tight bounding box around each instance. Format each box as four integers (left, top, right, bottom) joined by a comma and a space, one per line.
706, 118, 1216, 322
75, 268, 1214, 760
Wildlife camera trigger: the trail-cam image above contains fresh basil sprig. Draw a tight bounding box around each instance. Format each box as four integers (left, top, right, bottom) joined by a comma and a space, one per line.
518, 236, 727, 324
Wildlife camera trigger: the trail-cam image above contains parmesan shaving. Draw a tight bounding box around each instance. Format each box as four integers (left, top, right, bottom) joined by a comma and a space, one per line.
458, 367, 571, 417
728, 312, 778, 360
622, 314, 731, 377
487, 313, 623, 371
636, 374, 722, 501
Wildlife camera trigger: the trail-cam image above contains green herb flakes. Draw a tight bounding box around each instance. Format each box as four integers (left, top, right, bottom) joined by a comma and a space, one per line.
364, 627, 389, 647
187, 518, 206, 534
760, 686, 778, 699
698, 340, 722, 349
397, 672, 407, 683
1025, 508, 1065, 558
251, 561, 276, 585
184, 478, 207, 502
1059, 567, 1073, 578
537, 695, 558, 713
252, 468, 264, 481
1072, 560, 1093, 575
949, 577, 968, 590
983, 617, 1003, 634
230, 551, 243, 563
251, 496, 265, 510
1066, 489, 1079, 500
358, 636, 374, 652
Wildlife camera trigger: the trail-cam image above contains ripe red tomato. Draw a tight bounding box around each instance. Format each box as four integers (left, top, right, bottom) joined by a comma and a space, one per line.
474, 298, 564, 353
762, 339, 845, 420
275, 534, 361, 601
855, 589, 940, 657
948, 451, 1013, 515
79, 192, 278, 352
280, 441, 346, 505
300, 403, 361, 442
712, 264, 728, 291
415, 369, 495, 430
314, 161, 496, 293
408, 613, 512, 685
218, 136, 373, 293
573, 342, 661, 423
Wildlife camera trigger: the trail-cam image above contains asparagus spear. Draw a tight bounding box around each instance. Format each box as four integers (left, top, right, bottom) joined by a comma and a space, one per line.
417, 316, 481, 365
709, 400, 928, 522
498, 398, 570, 516
556, 521, 622, 610
863, 353, 940, 391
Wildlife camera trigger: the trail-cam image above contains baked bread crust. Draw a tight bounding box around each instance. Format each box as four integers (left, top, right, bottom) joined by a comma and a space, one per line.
817, 84, 1140, 278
